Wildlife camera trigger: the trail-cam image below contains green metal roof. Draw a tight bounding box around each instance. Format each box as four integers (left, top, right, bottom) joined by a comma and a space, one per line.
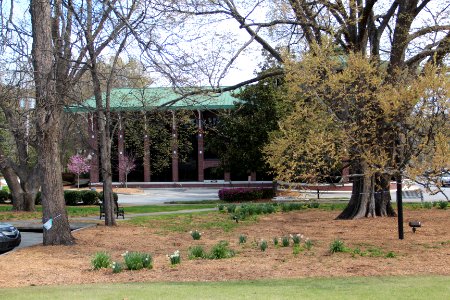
66, 87, 240, 112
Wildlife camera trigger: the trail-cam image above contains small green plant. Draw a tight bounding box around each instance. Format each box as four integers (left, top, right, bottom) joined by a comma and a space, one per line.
111, 261, 123, 273
168, 250, 181, 265
291, 234, 302, 245
188, 245, 207, 259
218, 204, 225, 211
273, 237, 279, 246
422, 202, 432, 209
308, 201, 320, 208
437, 201, 448, 209
190, 230, 202, 240
366, 247, 384, 257
239, 235, 247, 244
305, 239, 313, 250
385, 251, 396, 258
227, 204, 236, 213
259, 240, 268, 252
123, 251, 153, 270
293, 244, 302, 256
91, 252, 111, 270
208, 241, 235, 259
281, 236, 290, 247
329, 239, 346, 253
351, 247, 365, 257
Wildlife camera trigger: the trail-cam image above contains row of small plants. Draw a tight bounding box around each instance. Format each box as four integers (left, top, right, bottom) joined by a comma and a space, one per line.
239, 233, 314, 255
421, 201, 448, 210
329, 239, 396, 258
218, 202, 320, 221
92, 251, 153, 273
92, 232, 397, 274
218, 188, 276, 202
91, 240, 236, 273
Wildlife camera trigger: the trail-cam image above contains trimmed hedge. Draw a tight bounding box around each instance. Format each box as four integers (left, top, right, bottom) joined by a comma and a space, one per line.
0, 190, 11, 203
35, 190, 102, 206
218, 188, 275, 202
80, 190, 100, 205
64, 190, 83, 205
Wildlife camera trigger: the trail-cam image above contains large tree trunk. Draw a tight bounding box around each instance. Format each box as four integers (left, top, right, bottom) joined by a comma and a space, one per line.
99, 119, 116, 226
2, 166, 25, 210
337, 161, 396, 220
0, 142, 39, 211
31, 0, 74, 245
2, 168, 39, 211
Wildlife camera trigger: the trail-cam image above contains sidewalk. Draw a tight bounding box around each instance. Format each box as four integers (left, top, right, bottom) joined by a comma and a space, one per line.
9, 207, 217, 231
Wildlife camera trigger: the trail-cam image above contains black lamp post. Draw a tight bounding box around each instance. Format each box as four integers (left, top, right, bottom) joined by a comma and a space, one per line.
396, 172, 404, 240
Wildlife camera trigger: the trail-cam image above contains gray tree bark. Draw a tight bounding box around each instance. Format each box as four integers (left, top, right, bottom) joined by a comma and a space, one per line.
30, 0, 74, 245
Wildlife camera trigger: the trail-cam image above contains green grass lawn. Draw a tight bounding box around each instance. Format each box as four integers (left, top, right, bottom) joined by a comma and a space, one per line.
0, 204, 217, 220
1, 276, 449, 299
126, 211, 254, 233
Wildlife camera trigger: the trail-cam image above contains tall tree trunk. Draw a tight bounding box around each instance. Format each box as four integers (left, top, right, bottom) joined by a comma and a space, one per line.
337, 160, 395, 219
91, 65, 116, 226
375, 173, 396, 217
2, 166, 25, 210
31, 0, 74, 245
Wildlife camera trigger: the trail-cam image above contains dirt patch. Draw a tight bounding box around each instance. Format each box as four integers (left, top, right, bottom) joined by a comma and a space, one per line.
1, 209, 449, 287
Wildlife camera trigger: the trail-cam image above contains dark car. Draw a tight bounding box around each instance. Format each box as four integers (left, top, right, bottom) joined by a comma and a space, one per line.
0, 223, 21, 252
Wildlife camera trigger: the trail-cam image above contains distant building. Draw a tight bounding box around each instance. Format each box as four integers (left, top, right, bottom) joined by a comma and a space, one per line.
68, 87, 269, 187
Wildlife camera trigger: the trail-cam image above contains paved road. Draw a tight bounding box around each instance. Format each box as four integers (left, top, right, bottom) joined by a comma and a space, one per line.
117, 186, 449, 205
118, 188, 219, 205
305, 186, 449, 202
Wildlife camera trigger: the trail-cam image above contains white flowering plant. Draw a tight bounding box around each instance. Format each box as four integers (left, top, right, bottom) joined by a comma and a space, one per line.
291, 234, 304, 245
168, 250, 181, 265
111, 261, 123, 273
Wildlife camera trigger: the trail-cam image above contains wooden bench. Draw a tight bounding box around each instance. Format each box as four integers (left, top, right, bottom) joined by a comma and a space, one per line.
99, 201, 125, 219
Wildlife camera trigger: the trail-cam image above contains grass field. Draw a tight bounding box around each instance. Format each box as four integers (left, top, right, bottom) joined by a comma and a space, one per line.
2, 276, 449, 300
0, 204, 217, 220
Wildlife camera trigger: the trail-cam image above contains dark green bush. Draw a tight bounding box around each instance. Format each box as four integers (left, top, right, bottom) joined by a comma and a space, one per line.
35, 191, 42, 205
64, 190, 83, 206
80, 190, 100, 205
226, 204, 236, 213
208, 241, 235, 259
0, 190, 11, 203
62, 172, 76, 184
218, 188, 275, 202
437, 201, 448, 209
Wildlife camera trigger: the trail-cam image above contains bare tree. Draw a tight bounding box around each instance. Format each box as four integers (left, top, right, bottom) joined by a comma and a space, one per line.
0, 86, 40, 211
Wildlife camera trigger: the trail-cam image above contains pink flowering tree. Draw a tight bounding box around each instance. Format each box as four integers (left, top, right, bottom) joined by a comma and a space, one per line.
67, 154, 91, 189
119, 153, 136, 188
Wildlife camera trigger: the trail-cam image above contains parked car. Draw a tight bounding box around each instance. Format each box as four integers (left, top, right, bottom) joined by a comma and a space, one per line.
441, 175, 450, 187
0, 223, 21, 253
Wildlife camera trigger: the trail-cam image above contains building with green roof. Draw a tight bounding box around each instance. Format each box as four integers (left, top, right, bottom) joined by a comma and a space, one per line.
67, 87, 240, 112
74, 87, 268, 187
